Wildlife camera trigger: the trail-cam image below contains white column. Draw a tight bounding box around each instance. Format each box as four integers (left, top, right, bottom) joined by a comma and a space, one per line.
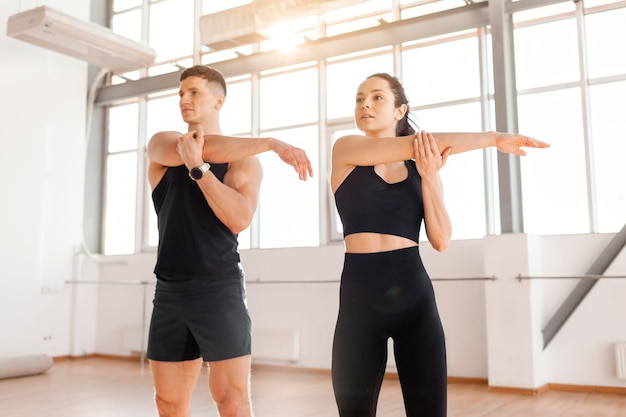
483, 233, 548, 391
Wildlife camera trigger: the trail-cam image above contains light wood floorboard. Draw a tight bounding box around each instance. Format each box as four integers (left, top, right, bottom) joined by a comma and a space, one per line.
1, 357, 625, 416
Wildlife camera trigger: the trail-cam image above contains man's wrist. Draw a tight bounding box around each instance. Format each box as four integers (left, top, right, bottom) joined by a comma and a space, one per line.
266, 137, 276, 152
189, 162, 211, 181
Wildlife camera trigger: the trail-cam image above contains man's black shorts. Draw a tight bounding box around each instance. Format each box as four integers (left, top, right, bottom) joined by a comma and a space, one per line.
147, 269, 251, 362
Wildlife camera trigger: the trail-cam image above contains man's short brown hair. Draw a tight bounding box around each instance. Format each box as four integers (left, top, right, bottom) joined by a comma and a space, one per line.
180, 65, 227, 96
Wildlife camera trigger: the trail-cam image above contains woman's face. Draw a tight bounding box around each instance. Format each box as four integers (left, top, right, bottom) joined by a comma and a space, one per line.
354, 76, 405, 137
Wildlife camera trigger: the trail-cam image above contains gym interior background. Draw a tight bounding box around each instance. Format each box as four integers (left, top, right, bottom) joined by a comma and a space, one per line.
1, 0, 625, 394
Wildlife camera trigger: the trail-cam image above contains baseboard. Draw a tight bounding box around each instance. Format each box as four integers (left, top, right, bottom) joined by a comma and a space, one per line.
448, 376, 488, 385
488, 384, 550, 396
251, 363, 330, 375
52, 354, 97, 362
549, 383, 626, 395
489, 382, 626, 396
52, 353, 143, 363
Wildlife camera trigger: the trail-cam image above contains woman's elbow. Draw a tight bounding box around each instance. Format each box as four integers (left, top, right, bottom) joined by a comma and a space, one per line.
431, 240, 449, 252
428, 234, 451, 252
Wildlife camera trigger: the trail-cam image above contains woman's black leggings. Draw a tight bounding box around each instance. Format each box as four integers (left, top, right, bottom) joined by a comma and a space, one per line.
332, 247, 447, 417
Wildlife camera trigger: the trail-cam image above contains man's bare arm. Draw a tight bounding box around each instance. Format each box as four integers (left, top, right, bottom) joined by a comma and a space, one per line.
149, 130, 313, 180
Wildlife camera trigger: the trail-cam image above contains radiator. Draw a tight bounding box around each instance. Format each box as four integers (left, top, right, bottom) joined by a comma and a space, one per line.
616, 342, 626, 380
252, 330, 300, 363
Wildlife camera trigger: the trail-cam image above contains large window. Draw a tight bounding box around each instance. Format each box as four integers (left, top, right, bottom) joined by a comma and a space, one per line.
326, 51, 394, 120
221, 79, 252, 135
403, 33, 490, 240
517, 88, 589, 235
258, 67, 320, 247
514, 2, 626, 234
259, 126, 320, 248
418, 103, 489, 240
589, 81, 626, 232
585, 7, 626, 232
260, 67, 319, 129
101, 0, 626, 255
103, 103, 140, 254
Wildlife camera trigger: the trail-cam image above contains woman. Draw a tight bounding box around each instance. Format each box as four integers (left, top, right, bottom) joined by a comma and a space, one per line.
330, 73, 549, 417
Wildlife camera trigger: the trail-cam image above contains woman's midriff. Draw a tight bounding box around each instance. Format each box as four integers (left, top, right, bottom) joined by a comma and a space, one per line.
344, 232, 418, 254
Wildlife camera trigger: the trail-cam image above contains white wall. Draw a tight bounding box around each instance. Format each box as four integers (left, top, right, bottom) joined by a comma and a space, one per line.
541, 234, 626, 387
95, 233, 626, 390
0, 0, 95, 359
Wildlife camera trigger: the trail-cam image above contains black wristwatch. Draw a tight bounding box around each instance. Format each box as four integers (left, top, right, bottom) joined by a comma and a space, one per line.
189, 162, 211, 181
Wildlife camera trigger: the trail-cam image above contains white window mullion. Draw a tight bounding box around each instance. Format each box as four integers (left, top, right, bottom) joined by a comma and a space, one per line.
576, 0, 599, 232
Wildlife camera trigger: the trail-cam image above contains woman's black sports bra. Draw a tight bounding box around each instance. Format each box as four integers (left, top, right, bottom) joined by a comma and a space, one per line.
334, 161, 424, 244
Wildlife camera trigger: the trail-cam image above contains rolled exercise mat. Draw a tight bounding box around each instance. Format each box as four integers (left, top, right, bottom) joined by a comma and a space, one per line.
0, 354, 53, 380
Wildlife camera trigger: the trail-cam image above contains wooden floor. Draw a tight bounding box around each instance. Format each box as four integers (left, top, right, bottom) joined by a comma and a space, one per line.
1, 357, 625, 417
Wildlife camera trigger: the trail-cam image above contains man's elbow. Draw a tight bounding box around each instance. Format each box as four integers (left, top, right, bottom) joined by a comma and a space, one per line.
229, 224, 248, 235
227, 213, 255, 235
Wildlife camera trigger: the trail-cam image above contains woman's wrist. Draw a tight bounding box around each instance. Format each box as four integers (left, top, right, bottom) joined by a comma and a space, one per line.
489, 131, 499, 148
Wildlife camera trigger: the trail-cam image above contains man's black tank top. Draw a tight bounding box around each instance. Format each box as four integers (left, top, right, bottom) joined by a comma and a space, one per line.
334, 161, 424, 244
151, 163, 240, 280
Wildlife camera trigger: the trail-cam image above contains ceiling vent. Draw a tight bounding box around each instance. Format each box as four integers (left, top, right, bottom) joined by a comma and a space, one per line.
200, 0, 368, 51
6, 6, 156, 72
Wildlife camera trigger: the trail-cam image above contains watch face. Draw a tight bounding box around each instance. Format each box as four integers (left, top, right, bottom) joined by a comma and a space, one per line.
190, 167, 203, 180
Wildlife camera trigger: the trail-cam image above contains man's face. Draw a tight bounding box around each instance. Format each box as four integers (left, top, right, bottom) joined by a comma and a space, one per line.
178, 75, 224, 125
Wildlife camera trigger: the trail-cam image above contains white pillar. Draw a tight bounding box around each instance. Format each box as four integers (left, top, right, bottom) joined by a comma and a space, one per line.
483, 233, 548, 391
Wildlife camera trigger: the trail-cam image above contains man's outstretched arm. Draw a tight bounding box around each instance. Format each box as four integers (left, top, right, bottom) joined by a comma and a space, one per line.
149, 130, 313, 181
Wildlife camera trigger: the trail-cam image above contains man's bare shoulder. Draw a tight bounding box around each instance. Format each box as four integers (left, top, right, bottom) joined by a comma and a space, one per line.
148, 131, 185, 168
149, 130, 182, 144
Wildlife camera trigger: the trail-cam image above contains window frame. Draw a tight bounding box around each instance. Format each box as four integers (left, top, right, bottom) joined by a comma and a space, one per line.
99, 0, 626, 255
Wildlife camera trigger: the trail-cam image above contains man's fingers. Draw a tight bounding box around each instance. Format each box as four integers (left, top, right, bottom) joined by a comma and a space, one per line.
277, 146, 312, 180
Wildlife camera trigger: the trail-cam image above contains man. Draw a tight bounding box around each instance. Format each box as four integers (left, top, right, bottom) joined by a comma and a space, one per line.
146, 65, 312, 417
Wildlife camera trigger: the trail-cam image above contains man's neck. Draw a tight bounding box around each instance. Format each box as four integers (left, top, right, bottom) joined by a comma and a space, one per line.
188, 122, 221, 136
